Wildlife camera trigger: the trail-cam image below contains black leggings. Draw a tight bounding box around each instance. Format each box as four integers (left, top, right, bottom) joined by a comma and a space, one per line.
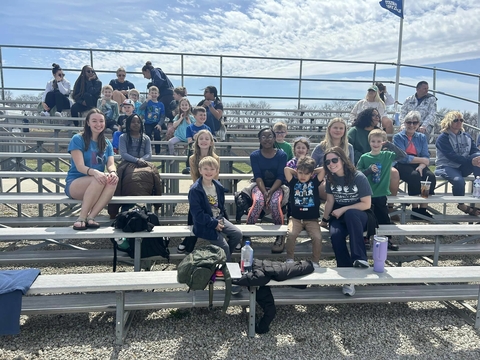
145, 123, 162, 155
44, 91, 70, 112
395, 163, 436, 196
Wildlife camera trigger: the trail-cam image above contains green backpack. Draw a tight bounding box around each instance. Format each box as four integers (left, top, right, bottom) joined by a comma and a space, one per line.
177, 244, 231, 313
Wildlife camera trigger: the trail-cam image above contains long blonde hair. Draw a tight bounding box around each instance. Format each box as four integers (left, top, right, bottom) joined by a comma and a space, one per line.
440, 111, 464, 133
320, 118, 350, 159
189, 130, 219, 182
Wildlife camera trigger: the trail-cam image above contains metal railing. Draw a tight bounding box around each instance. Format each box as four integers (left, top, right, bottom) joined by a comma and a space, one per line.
1, 44, 479, 123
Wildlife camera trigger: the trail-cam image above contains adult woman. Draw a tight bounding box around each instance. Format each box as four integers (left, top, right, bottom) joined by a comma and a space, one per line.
393, 111, 435, 219
350, 85, 393, 135
142, 61, 175, 121
320, 147, 374, 296
197, 86, 224, 136
66, 109, 117, 230
41, 63, 71, 116
375, 82, 396, 106
248, 128, 287, 253
108, 114, 162, 218
109, 67, 135, 106
435, 111, 480, 215
312, 117, 353, 200
71, 65, 102, 126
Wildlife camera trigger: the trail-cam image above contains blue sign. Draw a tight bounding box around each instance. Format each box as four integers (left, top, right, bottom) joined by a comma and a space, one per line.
379, 0, 404, 19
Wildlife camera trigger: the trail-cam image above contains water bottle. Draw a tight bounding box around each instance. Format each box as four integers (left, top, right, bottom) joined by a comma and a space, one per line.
115, 238, 130, 250
241, 241, 254, 273
372, 163, 382, 184
473, 176, 480, 198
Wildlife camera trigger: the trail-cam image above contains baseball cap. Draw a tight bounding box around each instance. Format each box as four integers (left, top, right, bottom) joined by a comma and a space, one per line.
122, 99, 135, 107
368, 85, 378, 92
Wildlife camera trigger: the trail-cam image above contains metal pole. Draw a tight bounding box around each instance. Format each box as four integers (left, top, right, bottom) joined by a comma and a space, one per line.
0, 47, 4, 101
297, 60, 303, 109
478, 76, 480, 128
90, 49, 93, 68
219, 56, 223, 99
393, 2, 404, 111
373, 63, 377, 84
432, 67, 437, 97
181, 54, 184, 86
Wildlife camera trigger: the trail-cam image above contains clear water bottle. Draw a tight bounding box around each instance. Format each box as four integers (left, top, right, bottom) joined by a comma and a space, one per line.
473, 176, 480, 198
372, 163, 382, 184
241, 241, 254, 273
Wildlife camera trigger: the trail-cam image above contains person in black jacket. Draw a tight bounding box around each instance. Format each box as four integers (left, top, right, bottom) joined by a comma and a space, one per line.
142, 61, 175, 122
71, 65, 102, 126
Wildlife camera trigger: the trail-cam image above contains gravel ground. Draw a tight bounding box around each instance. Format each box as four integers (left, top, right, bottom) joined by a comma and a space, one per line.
1, 203, 480, 359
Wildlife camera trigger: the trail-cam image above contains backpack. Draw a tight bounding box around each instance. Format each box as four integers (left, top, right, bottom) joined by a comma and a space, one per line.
177, 245, 231, 313
111, 206, 170, 271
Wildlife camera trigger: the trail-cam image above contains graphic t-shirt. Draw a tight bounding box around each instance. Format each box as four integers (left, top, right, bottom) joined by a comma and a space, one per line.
203, 183, 220, 218
66, 134, 114, 183
325, 171, 372, 208
143, 100, 165, 125
288, 176, 321, 219
356, 151, 397, 197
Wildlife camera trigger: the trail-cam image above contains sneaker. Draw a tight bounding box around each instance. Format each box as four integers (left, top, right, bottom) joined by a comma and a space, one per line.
177, 244, 186, 253
286, 258, 295, 264
411, 207, 433, 220
182, 167, 190, 175
54, 111, 62, 117
312, 262, 320, 268
234, 242, 242, 252
40, 111, 50, 116
342, 284, 356, 296
271, 235, 285, 253
215, 269, 224, 279
364, 237, 371, 250
353, 259, 369, 269
388, 239, 399, 251
231, 285, 243, 295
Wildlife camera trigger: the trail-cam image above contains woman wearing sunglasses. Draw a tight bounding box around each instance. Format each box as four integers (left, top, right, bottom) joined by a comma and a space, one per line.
393, 111, 435, 219
109, 67, 136, 106
71, 65, 102, 126
320, 147, 375, 296
435, 111, 480, 216
40, 63, 71, 116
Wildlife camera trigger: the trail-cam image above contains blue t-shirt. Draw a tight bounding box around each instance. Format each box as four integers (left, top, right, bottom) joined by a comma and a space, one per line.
174, 114, 196, 142
250, 149, 287, 188
143, 100, 165, 125
66, 134, 114, 184
186, 123, 212, 140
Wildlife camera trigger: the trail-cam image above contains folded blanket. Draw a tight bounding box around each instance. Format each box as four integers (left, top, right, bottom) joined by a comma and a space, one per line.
0, 268, 41, 336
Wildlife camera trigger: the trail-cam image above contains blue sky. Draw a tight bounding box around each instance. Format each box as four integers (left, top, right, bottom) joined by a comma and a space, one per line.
1, 0, 479, 112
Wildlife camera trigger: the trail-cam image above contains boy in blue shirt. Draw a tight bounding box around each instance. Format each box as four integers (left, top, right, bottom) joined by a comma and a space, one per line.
139, 86, 165, 155
183, 106, 212, 174
188, 156, 242, 260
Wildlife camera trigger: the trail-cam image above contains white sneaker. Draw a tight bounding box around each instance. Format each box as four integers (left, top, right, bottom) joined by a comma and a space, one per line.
342, 284, 356, 296
286, 258, 294, 264
312, 262, 320, 268
353, 259, 369, 269
54, 112, 62, 117
40, 111, 50, 116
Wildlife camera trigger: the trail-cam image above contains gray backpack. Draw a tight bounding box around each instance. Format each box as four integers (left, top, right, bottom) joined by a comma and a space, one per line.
177, 245, 231, 313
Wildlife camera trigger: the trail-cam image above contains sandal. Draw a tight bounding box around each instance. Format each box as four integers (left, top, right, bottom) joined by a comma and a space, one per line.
457, 204, 480, 216
86, 217, 100, 229
73, 217, 87, 231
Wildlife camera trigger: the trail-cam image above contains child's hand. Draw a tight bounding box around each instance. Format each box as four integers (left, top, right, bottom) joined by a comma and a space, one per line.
371, 164, 378, 173
147, 94, 152, 101
101, 99, 106, 106
155, 124, 161, 130
215, 222, 224, 231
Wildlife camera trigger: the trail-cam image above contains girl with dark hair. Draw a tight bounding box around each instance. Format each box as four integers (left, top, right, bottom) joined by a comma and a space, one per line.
142, 61, 175, 121
375, 82, 395, 106
71, 65, 102, 126
248, 127, 288, 253
41, 63, 71, 116
198, 85, 224, 136
118, 114, 152, 165
65, 109, 117, 230
320, 147, 373, 296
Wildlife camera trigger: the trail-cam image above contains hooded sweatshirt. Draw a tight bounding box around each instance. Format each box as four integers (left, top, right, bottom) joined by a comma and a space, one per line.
435, 130, 479, 169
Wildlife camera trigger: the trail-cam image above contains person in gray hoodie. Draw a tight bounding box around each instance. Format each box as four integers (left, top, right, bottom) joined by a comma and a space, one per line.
435, 111, 480, 215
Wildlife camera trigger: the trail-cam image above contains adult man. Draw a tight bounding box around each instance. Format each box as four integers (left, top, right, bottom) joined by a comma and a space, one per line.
400, 81, 438, 135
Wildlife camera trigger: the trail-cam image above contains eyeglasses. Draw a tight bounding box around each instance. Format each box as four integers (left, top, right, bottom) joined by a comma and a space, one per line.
324, 157, 340, 166
275, 131, 286, 135
86, 69, 94, 74
405, 121, 419, 125
117, 74, 126, 77
453, 118, 464, 123
260, 135, 274, 140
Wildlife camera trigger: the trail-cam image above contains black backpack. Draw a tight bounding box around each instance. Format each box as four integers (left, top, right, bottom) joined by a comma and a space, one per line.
111, 206, 170, 271
177, 245, 231, 313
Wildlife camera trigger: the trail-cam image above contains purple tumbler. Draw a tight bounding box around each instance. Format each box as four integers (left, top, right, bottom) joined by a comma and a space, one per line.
373, 235, 388, 273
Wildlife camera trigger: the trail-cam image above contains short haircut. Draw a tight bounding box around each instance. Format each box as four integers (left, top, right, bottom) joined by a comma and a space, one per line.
102, 85, 113, 93
116, 67, 126, 74
199, 156, 219, 170
368, 128, 387, 142
296, 156, 315, 174
149, 86, 159, 93
192, 106, 206, 115
416, 81, 428, 89
129, 89, 139, 96
273, 121, 287, 131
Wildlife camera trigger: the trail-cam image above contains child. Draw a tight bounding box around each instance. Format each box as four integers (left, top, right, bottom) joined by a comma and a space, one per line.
112, 99, 135, 153
97, 85, 119, 132
166, 86, 188, 141
168, 98, 195, 155
284, 156, 325, 267
286, 137, 310, 169
177, 129, 220, 254
128, 89, 142, 114
356, 129, 407, 251
273, 121, 294, 161
139, 86, 165, 155
182, 106, 212, 174
188, 156, 242, 261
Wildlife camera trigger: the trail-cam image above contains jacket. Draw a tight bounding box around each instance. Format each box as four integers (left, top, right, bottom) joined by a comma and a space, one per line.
435, 130, 480, 169
72, 78, 102, 106
188, 178, 226, 241
393, 130, 430, 164
399, 93, 437, 131
42, 78, 71, 102
149, 68, 174, 95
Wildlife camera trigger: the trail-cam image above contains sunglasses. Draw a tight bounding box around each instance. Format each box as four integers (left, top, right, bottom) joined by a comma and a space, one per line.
453, 118, 464, 123
57, 73, 65, 77
405, 121, 419, 125
372, 114, 380, 118
325, 157, 340, 166
117, 74, 126, 77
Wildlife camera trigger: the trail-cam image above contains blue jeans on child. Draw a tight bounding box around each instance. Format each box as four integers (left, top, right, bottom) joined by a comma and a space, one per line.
198, 219, 242, 261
